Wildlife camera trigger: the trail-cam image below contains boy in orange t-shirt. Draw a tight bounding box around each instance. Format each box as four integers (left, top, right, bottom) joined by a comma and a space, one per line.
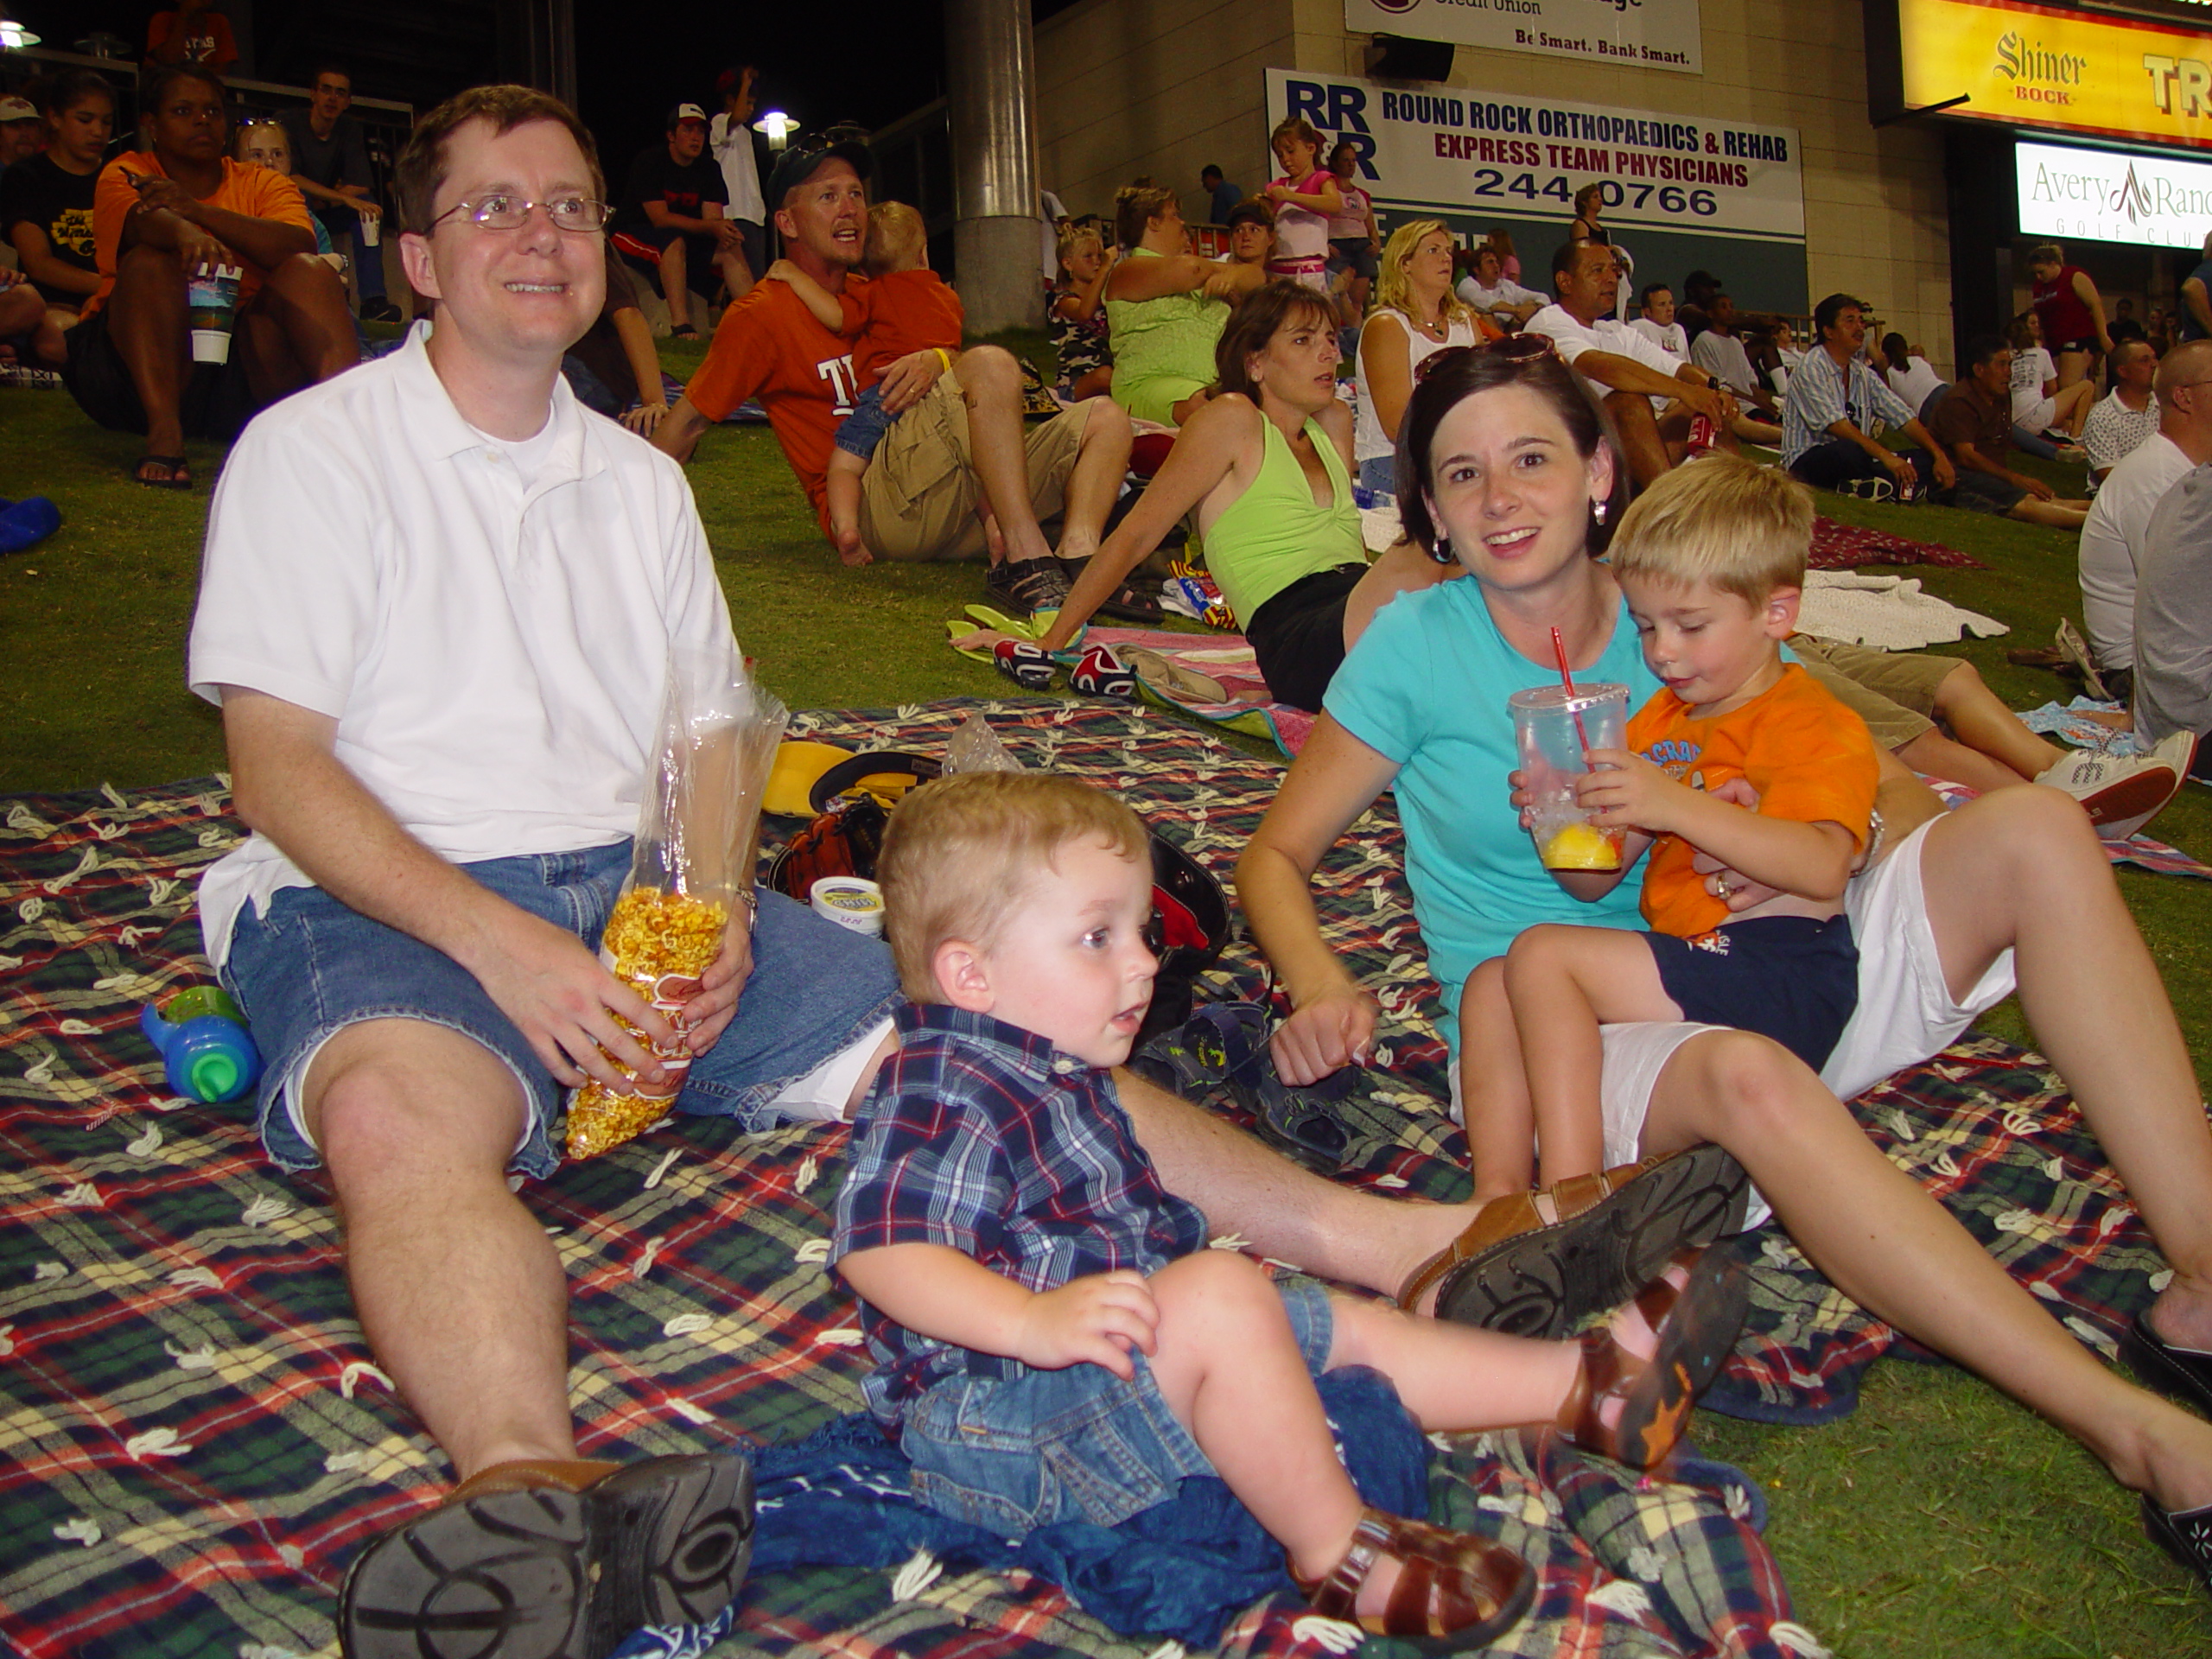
767, 200, 969, 565
1464, 456, 1880, 1187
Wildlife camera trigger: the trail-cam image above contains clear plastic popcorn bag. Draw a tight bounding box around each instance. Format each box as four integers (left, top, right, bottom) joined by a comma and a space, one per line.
565, 645, 788, 1160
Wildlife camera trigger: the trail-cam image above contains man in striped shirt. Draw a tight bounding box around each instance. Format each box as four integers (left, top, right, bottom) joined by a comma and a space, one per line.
1782, 293, 1954, 500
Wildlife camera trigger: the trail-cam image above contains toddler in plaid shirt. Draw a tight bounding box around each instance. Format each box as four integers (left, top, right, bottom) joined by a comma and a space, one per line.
830, 771, 1747, 1648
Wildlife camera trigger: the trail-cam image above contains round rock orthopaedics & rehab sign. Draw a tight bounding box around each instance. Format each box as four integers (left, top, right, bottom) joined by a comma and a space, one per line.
1347, 0, 1704, 76
1268, 68, 1805, 244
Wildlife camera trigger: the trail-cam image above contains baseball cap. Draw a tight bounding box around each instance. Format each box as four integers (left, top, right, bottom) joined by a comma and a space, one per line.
0, 97, 38, 123
665, 102, 709, 131
765, 137, 872, 211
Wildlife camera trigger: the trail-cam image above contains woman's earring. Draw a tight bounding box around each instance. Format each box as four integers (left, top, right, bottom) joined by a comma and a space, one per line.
1430, 532, 1455, 566
1592, 498, 1610, 524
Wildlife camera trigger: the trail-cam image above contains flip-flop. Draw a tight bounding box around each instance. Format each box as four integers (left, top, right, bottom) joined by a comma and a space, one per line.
945, 608, 1062, 665
1122, 647, 1229, 703
132, 454, 191, 490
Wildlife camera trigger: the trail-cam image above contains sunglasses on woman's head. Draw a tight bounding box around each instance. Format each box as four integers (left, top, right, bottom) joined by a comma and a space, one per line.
1414, 333, 1559, 384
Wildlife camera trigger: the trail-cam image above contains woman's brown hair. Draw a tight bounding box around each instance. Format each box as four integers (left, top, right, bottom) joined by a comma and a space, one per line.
1213, 280, 1338, 402
1394, 343, 1628, 556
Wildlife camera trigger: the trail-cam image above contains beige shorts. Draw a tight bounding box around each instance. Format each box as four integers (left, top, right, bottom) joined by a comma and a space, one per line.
1788, 634, 1963, 750
858, 376, 1094, 562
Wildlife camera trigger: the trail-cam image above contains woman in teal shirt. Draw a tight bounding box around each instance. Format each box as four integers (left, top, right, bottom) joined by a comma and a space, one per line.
1236, 340, 2212, 1587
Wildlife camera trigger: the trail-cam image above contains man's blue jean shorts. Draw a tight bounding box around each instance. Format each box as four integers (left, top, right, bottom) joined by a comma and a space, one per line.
899, 1274, 1335, 1534
220, 840, 901, 1179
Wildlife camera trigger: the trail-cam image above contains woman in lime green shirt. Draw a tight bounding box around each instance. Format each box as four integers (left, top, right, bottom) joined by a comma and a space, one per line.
1102, 183, 1267, 428
990, 281, 1450, 709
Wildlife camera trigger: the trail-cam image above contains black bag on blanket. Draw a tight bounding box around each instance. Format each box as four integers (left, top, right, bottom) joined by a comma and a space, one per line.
764, 752, 1229, 1042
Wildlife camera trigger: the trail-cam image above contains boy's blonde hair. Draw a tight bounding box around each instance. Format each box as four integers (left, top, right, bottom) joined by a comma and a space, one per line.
877, 772, 1149, 1002
1609, 454, 1812, 608
863, 201, 928, 276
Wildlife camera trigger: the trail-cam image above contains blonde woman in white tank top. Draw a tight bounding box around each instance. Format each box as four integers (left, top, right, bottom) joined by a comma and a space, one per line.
1354, 221, 1492, 493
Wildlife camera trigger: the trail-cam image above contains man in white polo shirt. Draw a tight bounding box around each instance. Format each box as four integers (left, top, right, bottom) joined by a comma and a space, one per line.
1525, 238, 1741, 487
188, 85, 906, 1656
2080, 337, 2160, 485
2078, 339, 2212, 698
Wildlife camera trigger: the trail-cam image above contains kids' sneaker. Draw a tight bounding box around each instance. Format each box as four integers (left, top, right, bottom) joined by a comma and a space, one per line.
991, 638, 1056, 691
1070, 643, 1137, 701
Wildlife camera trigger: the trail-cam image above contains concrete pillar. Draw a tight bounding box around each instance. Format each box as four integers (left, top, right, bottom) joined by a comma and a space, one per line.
498, 0, 576, 110
944, 0, 1040, 337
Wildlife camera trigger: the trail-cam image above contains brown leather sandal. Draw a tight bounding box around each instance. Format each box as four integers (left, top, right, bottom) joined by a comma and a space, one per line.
1553, 1247, 1750, 1471
1293, 1506, 1535, 1652
1396, 1143, 1749, 1338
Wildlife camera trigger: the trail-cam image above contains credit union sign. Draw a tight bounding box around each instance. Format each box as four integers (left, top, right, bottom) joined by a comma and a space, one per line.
1896, 0, 2212, 147
1345, 0, 1705, 77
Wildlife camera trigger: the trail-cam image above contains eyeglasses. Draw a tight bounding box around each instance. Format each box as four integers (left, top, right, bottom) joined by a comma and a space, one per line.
427, 195, 609, 233
1414, 332, 1558, 385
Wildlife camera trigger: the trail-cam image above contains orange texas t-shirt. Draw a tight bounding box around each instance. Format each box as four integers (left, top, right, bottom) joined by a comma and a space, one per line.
1625, 663, 1880, 939
683, 276, 869, 539
86, 153, 312, 319
838, 267, 966, 386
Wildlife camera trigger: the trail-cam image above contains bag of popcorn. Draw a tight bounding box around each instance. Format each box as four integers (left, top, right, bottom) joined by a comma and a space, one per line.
566, 646, 787, 1160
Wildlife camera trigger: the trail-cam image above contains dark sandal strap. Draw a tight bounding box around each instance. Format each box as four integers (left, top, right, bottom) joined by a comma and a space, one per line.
1297, 1509, 1390, 1617
1299, 1506, 1531, 1643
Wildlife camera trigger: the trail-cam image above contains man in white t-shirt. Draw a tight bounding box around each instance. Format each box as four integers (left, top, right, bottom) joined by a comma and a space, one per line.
1452, 243, 1542, 328
188, 86, 909, 1650
1688, 293, 1782, 427
1627, 281, 1688, 359
2081, 338, 2160, 483
1526, 238, 1742, 486
708, 63, 766, 298
2078, 340, 2212, 687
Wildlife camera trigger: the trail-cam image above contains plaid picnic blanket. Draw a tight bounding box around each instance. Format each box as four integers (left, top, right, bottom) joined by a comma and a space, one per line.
0, 698, 2163, 1658
1806, 515, 1981, 571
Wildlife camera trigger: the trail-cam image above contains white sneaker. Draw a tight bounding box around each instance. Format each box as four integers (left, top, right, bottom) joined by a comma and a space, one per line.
2036, 744, 2184, 839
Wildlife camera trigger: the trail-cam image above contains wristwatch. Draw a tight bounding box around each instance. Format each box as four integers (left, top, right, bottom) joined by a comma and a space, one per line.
1857, 805, 1886, 874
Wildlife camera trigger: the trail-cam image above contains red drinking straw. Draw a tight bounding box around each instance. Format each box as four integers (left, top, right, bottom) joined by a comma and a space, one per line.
1550, 626, 1593, 754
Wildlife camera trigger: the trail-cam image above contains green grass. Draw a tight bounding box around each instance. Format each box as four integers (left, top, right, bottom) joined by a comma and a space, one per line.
5, 344, 2211, 1652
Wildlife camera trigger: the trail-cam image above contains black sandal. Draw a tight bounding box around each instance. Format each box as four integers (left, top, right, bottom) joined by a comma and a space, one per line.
133, 454, 191, 490
2145, 1495, 2212, 1596
1251, 1063, 1358, 1175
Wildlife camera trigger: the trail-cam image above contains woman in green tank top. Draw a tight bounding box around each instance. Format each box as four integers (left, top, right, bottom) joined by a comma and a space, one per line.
965, 281, 1453, 711
1102, 183, 1267, 428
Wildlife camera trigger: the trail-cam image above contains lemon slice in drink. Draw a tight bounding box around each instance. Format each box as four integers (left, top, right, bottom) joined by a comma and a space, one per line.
1541, 823, 1620, 870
